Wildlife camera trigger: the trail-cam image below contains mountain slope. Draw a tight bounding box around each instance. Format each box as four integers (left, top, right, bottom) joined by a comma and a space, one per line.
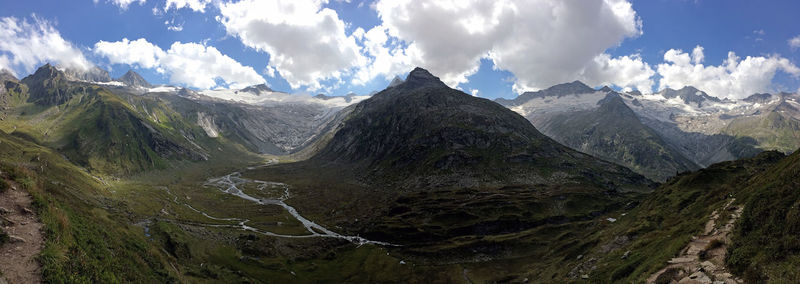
312, 68, 651, 189
116, 70, 151, 88
4, 65, 208, 175
533, 92, 700, 181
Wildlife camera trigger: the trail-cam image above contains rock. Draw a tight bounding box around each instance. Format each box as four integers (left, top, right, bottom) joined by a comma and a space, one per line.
0, 207, 10, 214
576, 254, 583, 260
21, 207, 33, 215
622, 250, 631, 259
581, 274, 589, 279
680, 271, 712, 283
9, 235, 26, 243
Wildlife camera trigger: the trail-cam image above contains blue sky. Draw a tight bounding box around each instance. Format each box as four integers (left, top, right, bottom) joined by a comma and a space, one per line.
1, 0, 799, 100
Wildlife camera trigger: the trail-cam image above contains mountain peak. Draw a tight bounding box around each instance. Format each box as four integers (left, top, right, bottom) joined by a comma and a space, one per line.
0, 68, 17, 82
240, 83, 273, 94
388, 75, 404, 88
62, 65, 111, 82
117, 70, 151, 88
599, 86, 614, 92
401, 67, 447, 89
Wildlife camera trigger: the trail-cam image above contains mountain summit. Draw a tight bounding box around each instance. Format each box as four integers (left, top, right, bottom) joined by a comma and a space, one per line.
312, 67, 651, 189
497, 80, 595, 106
117, 70, 151, 88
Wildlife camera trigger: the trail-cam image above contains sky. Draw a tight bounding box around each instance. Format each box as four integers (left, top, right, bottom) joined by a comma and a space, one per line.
0, 0, 799, 100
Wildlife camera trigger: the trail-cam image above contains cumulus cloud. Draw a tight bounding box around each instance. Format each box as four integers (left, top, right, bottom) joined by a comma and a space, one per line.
95, 0, 146, 10
656, 46, 800, 99
165, 0, 212, 12
581, 53, 655, 93
0, 15, 92, 75
790, 35, 800, 49
363, 0, 644, 93
94, 38, 265, 89
95, 38, 165, 70
217, 0, 365, 91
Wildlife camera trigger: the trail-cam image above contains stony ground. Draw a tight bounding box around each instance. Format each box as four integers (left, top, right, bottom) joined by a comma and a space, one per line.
0, 180, 43, 284
647, 199, 744, 284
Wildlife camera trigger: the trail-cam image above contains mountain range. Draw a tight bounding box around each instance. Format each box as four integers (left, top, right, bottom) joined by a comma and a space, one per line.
0, 63, 799, 283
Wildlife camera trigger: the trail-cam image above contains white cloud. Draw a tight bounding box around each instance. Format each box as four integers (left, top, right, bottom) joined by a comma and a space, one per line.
94, 38, 265, 89
789, 35, 800, 49
366, 0, 644, 93
165, 0, 211, 12
656, 47, 800, 99
470, 89, 479, 96
0, 15, 92, 75
217, 0, 365, 91
95, 0, 146, 10
94, 38, 165, 70
581, 53, 655, 93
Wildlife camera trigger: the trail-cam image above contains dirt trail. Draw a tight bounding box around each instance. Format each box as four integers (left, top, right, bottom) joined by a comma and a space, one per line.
647, 199, 743, 284
0, 180, 44, 284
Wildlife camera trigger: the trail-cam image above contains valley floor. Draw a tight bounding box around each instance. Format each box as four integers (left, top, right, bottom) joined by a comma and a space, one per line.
0, 179, 43, 284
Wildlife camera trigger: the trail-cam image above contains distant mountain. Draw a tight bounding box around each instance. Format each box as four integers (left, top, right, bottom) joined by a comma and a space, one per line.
312, 67, 652, 189
239, 83, 272, 94
11, 64, 206, 174
532, 91, 700, 181
658, 86, 720, 106
20, 63, 80, 105
63, 65, 112, 82
0, 69, 16, 83
743, 93, 773, 104
116, 70, 151, 88
496, 80, 595, 107
387, 75, 404, 88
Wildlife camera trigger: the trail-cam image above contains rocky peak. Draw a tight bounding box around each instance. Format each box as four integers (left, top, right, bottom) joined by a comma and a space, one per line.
0, 69, 17, 83
117, 70, 152, 88
661, 86, 720, 105
63, 65, 111, 82
25, 63, 64, 82
743, 93, 773, 104
599, 86, 614, 93
388, 75, 404, 88
240, 83, 273, 95
400, 67, 448, 90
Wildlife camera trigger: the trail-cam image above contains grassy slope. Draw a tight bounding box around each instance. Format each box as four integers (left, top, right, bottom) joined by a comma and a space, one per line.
724, 111, 800, 153
527, 150, 785, 283
0, 131, 176, 282
728, 148, 800, 282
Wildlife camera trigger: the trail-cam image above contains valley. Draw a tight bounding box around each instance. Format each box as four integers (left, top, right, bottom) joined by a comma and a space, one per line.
0, 63, 798, 283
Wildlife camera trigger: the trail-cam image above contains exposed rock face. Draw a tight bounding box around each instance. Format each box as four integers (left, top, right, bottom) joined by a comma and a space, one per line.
659, 86, 720, 106
240, 84, 273, 94
63, 66, 111, 82
532, 92, 700, 181
117, 70, 152, 88
312, 67, 653, 189
496, 80, 595, 107
21, 64, 83, 105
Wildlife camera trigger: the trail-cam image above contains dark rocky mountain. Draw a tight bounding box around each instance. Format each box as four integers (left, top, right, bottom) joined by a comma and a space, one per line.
239, 83, 273, 94
743, 93, 773, 103
313, 92, 361, 103
311, 67, 652, 189
496, 80, 595, 107
116, 70, 151, 88
532, 92, 700, 181
20, 64, 83, 105
659, 86, 721, 105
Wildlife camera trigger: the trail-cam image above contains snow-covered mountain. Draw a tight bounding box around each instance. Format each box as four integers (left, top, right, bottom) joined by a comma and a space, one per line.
499, 82, 800, 180
49, 65, 368, 156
